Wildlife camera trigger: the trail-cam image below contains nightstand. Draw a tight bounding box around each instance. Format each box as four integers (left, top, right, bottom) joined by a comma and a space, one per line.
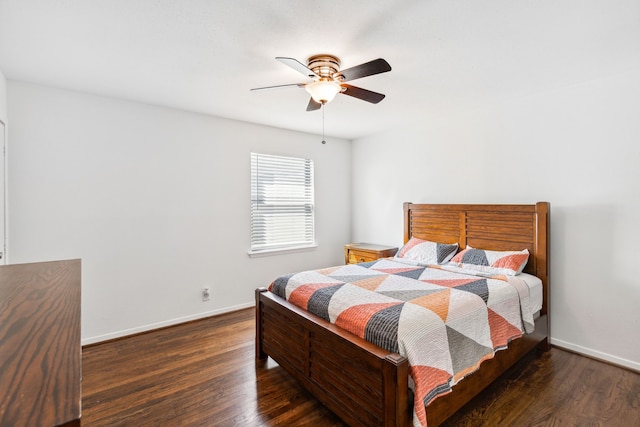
344, 243, 398, 264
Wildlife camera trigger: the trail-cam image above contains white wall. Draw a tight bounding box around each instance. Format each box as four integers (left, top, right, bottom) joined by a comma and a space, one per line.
352, 70, 640, 371
7, 81, 352, 344
0, 70, 6, 123
6, 45, 639, 373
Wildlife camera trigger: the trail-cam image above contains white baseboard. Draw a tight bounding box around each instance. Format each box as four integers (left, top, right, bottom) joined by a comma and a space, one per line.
551, 337, 640, 373
81, 301, 255, 346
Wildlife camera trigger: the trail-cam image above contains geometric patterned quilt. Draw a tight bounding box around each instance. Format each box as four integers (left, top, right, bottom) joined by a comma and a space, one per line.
269, 257, 535, 427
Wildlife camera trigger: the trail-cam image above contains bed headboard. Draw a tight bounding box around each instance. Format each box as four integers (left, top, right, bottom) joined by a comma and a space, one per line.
403, 202, 550, 314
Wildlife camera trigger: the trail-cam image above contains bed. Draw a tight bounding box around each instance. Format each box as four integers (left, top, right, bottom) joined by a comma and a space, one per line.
255, 202, 550, 426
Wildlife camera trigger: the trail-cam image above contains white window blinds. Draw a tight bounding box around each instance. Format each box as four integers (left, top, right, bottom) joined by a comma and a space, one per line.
250, 152, 315, 251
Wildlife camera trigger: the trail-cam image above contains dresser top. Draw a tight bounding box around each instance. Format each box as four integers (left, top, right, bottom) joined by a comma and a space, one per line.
0, 259, 82, 427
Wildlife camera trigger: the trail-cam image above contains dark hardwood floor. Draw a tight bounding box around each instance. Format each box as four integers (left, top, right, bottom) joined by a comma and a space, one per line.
82, 308, 640, 426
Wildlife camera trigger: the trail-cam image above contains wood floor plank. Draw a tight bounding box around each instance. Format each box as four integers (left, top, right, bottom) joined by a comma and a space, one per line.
82, 308, 640, 426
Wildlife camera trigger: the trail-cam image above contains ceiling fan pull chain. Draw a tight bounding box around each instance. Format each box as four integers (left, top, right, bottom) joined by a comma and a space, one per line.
321, 103, 326, 144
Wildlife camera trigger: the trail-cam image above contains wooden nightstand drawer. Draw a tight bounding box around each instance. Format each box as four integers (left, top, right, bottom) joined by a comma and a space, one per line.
344, 243, 398, 265
348, 250, 380, 264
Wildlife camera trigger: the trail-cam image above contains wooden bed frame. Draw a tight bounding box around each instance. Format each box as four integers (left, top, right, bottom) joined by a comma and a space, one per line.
256, 202, 550, 426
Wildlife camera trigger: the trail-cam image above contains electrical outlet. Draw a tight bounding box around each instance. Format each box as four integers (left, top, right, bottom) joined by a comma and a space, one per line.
202, 287, 210, 302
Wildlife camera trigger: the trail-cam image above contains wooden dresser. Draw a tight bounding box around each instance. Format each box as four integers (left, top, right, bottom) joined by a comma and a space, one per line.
0, 259, 82, 427
344, 243, 398, 264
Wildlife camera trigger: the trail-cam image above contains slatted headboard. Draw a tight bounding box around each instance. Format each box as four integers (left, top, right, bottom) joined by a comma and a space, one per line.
403, 202, 550, 315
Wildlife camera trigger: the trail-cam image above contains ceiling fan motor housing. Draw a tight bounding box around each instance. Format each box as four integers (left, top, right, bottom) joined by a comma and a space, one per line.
307, 54, 342, 80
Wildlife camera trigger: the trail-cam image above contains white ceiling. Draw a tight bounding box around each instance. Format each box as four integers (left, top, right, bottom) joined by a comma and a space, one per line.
1, 0, 638, 140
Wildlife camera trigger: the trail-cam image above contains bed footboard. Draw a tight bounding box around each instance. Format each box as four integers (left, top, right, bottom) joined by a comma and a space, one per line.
256, 288, 411, 427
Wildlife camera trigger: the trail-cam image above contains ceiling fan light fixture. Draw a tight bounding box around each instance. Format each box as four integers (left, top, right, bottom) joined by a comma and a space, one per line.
305, 80, 341, 104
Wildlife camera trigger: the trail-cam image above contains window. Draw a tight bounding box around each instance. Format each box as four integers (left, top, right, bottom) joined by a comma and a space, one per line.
250, 152, 315, 253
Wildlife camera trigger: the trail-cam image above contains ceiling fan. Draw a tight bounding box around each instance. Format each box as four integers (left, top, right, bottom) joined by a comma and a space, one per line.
251, 54, 392, 111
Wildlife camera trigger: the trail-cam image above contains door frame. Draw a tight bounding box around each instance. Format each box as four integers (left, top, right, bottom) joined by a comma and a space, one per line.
0, 119, 6, 264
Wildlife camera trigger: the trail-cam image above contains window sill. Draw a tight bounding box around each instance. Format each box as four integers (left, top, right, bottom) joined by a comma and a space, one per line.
247, 243, 318, 258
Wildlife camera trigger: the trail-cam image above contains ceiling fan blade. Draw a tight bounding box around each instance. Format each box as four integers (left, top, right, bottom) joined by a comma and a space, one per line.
340, 84, 386, 104
306, 97, 322, 111
276, 57, 319, 79
339, 58, 391, 82
250, 83, 306, 91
